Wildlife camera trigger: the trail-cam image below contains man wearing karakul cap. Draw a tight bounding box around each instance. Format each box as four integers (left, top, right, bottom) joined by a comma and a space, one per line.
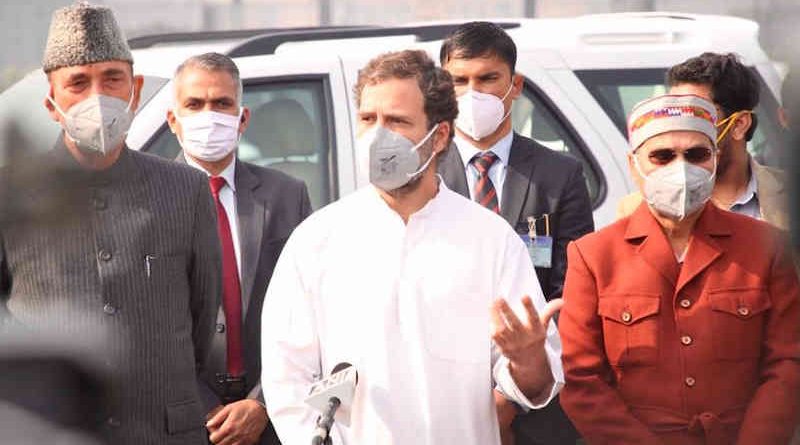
0, 2, 221, 444
558, 94, 800, 444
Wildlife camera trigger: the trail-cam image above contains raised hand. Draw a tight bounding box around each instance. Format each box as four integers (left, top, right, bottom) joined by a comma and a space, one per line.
491, 296, 563, 398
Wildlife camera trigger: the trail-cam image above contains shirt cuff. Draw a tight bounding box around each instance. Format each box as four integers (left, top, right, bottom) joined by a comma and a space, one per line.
247, 382, 264, 403
493, 352, 564, 412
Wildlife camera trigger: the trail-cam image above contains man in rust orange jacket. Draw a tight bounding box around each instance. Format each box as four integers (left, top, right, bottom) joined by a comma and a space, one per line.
559, 94, 800, 445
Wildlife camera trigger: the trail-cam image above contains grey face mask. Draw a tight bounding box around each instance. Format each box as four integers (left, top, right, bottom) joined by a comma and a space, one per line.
356, 123, 439, 191
634, 155, 716, 221
48, 91, 134, 155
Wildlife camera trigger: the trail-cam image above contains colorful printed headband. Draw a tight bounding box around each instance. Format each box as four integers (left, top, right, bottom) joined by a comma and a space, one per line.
627, 94, 718, 151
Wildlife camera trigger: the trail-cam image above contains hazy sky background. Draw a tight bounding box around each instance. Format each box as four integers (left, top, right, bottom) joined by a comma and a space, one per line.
2, 0, 799, 90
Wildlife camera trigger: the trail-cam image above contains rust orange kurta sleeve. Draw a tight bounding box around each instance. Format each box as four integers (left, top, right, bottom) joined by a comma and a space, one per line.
737, 238, 800, 443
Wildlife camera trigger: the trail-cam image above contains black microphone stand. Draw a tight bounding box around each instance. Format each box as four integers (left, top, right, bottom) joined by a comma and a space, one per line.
311, 397, 341, 445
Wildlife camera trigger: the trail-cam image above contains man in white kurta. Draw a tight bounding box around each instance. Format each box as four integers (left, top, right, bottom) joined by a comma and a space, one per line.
261, 49, 564, 445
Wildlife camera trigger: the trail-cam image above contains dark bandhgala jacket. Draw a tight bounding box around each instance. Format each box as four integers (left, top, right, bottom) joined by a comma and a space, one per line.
0, 139, 221, 445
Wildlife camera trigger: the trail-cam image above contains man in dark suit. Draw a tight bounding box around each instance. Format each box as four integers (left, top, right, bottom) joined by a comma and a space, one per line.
167, 52, 311, 445
438, 22, 594, 445
0, 3, 220, 444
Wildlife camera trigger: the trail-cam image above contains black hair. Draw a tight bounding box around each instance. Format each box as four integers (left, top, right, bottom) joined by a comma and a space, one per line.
667, 52, 759, 141
439, 21, 517, 74
355, 50, 458, 139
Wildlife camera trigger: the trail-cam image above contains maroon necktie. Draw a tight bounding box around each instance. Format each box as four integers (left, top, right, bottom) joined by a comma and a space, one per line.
472, 151, 500, 213
209, 176, 244, 376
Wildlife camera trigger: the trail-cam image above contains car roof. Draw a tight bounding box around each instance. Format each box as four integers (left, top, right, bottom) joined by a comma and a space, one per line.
129, 13, 770, 77
508, 13, 770, 69
132, 41, 238, 78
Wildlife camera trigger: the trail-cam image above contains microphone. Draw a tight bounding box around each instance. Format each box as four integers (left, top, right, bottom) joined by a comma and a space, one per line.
306, 362, 358, 445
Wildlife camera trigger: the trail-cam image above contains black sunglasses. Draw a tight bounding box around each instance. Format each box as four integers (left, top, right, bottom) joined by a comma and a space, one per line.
645, 146, 714, 166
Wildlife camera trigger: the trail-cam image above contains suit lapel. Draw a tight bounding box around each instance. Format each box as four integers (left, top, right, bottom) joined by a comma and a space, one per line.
437, 141, 470, 198
235, 160, 266, 316
675, 205, 729, 294
753, 162, 789, 230
625, 203, 679, 287
500, 133, 535, 225
178, 152, 268, 314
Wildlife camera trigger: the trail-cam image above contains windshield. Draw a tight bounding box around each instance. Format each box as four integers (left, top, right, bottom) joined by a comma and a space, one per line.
0, 70, 167, 165
576, 68, 788, 168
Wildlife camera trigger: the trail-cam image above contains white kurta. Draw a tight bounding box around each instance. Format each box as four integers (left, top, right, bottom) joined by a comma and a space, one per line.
261, 182, 563, 445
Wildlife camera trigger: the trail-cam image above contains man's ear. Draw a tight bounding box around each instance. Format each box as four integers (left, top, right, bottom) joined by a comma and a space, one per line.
510, 73, 524, 101
166, 109, 178, 135
730, 112, 753, 141
130, 75, 145, 113
627, 152, 645, 191
44, 84, 61, 124
238, 107, 251, 135
433, 121, 451, 154
627, 152, 636, 176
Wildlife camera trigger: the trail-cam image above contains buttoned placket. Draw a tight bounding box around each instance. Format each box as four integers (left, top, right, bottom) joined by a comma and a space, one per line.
394, 211, 417, 329
89, 181, 120, 319
384, 187, 436, 344
394, 203, 437, 398
673, 287, 702, 409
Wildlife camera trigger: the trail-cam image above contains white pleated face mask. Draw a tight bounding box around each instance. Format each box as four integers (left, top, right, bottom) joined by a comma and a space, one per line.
634, 155, 716, 221
175, 109, 242, 162
356, 123, 439, 191
454, 83, 513, 141
48, 89, 135, 155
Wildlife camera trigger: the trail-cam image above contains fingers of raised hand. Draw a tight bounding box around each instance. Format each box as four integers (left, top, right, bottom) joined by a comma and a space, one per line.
521, 295, 540, 327
538, 298, 564, 328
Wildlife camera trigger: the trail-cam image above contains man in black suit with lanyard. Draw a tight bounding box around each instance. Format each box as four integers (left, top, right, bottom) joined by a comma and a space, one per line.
437, 22, 594, 445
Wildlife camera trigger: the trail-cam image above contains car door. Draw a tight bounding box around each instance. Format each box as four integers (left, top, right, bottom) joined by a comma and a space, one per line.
505, 48, 631, 228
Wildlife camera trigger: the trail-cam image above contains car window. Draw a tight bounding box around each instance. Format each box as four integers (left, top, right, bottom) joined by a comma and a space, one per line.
574, 69, 667, 137
0, 70, 166, 164
575, 68, 786, 167
144, 78, 334, 210
512, 81, 605, 208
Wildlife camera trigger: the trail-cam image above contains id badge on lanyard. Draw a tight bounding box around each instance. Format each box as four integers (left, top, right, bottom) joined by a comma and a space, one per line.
519, 214, 553, 268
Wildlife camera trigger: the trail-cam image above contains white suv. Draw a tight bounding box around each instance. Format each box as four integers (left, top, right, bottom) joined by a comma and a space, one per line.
0, 13, 785, 228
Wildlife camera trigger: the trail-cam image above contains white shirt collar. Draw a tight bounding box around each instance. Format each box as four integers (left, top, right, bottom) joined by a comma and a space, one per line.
367, 175, 450, 221
454, 130, 514, 168
731, 160, 759, 207
185, 156, 237, 192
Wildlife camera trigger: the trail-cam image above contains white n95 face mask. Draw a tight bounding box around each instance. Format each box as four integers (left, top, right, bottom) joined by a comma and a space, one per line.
635, 156, 716, 221
455, 83, 513, 141
175, 109, 242, 162
356, 123, 439, 191
48, 91, 134, 155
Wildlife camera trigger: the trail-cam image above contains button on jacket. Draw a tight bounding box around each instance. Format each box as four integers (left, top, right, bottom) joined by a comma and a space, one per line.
559, 202, 800, 445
